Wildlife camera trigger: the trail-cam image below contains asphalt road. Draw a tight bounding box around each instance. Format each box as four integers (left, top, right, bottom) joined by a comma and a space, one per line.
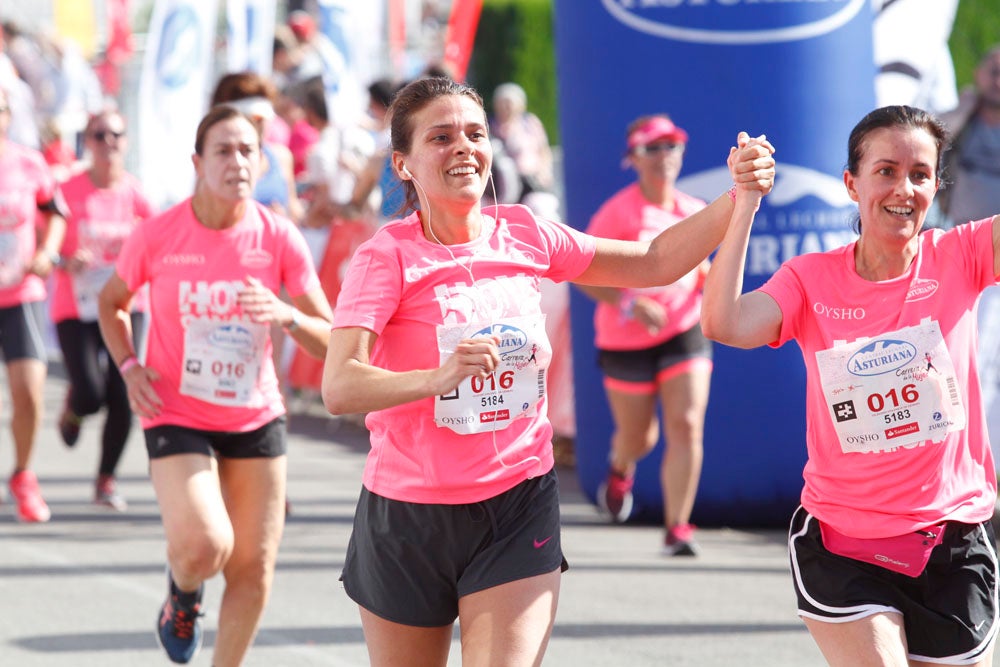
0, 362, 839, 666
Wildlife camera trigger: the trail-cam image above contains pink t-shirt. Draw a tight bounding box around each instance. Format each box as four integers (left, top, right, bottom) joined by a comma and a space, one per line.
51, 171, 155, 323
333, 204, 597, 504
587, 184, 706, 349
116, 199, 320, 432
759, 219, 998, 537
0, 142, 59, 308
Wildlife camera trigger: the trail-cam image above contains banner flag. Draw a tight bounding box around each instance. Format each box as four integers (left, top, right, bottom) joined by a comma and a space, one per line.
226, 0, 275, 74
138, 0, 219, 210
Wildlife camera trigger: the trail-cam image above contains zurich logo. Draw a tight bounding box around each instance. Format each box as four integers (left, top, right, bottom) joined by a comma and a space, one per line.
156, 6, 201, 89
602, 0, 867, 45
473, 324, 528, 355
209, 324, 254, 350
847, 339, 916, 377
678, 164, 854, 208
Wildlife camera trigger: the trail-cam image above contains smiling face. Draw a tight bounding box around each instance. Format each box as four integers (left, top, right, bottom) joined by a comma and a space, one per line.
192, 115, 260, 202
394, 94, 492, 214
844, 125, 939, 247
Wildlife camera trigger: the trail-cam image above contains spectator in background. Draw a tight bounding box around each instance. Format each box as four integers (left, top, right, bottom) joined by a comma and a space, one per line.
51, 109, 154, 512
0, 85, 67, 523
0, 24, 40, 149
936, 44, 1000, 480
489, 82, 555, 203
578, 115, 712, 556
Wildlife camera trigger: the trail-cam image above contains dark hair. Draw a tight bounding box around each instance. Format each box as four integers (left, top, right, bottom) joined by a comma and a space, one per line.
388, 77, 485, 214
367, 77, 397, 110
846, 105, 949, 177
211, 71, 277, 106
845, 105, 949, 232
194, 105, 259, 156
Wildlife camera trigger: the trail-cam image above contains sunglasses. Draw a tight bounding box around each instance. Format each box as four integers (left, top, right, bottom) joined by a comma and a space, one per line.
91, 130, 125, 142
633, 142, 684, 156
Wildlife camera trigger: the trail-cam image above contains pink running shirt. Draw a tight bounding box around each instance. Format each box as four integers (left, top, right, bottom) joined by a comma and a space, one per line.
0, 142, 60, 307
759, 220, 998, 538
115, 199, 319, 432
333, 204, 596, 504
587, 184, 706, 349
51, 171, 154, 323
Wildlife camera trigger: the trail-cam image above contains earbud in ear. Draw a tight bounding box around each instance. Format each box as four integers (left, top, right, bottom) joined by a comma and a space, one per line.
401, 165, 412, 179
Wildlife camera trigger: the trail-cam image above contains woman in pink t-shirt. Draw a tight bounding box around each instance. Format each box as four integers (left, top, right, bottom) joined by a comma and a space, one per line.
580, 115, 712, 556
0, 86, 67, 524
322, 76, 775, 666
97, 106, 333, 666
703, 106, 999, 665
51, 110, 154, 512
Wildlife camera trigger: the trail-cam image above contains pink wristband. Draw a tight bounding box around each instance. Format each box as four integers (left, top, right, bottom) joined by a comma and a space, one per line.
119, 356, 139, 374
727, 185, 737, 203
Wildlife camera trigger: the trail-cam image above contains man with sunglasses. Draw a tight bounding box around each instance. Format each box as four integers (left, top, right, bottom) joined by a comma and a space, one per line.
578, 115, 712, 556
0, 86, 67, 522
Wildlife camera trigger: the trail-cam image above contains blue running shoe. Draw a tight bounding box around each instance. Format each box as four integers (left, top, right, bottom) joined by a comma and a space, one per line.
156, 575, 204, 664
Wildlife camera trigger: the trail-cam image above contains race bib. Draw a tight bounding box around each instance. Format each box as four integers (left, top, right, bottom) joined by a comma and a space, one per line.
72, 265, 114, 321
0, 230, 25, 288
434, 314, 551, 435
179, 318, 268, 407
816, 319, 965, 453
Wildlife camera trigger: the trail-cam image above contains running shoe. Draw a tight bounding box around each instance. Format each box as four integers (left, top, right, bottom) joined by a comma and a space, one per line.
662, 523, 700, 557
8, 470, 51, 523
58, 400, 82, 448
157, 573, 204, 664
597, 469, 634, 523
94, 474, 127, 512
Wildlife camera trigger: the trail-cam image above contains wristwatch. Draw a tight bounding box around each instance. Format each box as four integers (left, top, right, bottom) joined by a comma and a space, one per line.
286, 308, 301, 332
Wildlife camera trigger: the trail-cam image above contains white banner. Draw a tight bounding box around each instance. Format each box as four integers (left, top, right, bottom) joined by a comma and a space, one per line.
226, 0, 275, 75
138, 0, 219, 210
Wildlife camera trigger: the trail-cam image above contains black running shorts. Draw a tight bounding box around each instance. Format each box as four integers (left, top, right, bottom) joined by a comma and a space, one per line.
144, 416, 287, 460
0, 301, 47, 363
341, 468, 568, 627
597, 323, 712, 386
789, 505, 998, 663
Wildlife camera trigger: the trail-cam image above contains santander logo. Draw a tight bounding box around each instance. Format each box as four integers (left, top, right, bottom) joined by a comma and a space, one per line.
601, 0, 867, 45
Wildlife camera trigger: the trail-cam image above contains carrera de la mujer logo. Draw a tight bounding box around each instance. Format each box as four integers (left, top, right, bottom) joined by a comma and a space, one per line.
847, 339, 916, 377
473, 323, 528, 356
602, 0, 867, 45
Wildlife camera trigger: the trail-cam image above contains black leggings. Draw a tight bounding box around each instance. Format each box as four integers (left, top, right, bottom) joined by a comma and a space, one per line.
56, 315, 146, 476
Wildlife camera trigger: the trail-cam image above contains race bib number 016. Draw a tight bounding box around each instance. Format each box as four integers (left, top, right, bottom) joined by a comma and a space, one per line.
815, 319, 965, 453
435, 315, 550, 435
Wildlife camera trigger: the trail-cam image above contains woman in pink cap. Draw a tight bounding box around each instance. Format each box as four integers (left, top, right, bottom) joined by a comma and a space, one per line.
579, 114, 711, 556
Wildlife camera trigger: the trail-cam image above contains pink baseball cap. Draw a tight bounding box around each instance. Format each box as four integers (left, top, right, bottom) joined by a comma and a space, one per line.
626, 116, 689, 150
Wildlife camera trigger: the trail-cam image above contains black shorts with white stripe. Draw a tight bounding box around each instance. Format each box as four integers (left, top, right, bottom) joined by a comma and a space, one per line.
788, 505, 998, 664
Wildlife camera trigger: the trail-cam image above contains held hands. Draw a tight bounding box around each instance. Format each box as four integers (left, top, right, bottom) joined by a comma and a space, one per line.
433, 335, 502, 397
727, 132, 776, 201
238, 276, 294, 326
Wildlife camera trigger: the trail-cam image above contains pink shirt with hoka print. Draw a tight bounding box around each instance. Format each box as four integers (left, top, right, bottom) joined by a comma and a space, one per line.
333, 205, 596, 504
0, 142, 60, 307
587, 184, 706, 349
115, 199, 319, 433
51, 171, 154, 323
759, 219, 998, 538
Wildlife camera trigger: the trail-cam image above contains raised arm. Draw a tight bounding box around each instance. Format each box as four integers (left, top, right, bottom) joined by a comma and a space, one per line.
574, 133, 775, 289
993, 214, 1000, 278
700, 164, 783, 349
